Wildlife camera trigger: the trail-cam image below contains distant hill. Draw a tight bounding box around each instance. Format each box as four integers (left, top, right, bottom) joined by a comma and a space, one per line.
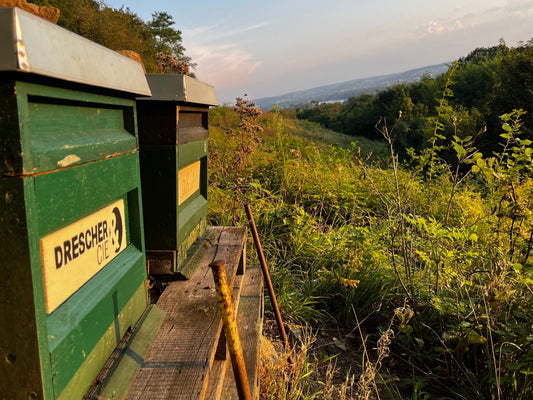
253, 62, 450, 110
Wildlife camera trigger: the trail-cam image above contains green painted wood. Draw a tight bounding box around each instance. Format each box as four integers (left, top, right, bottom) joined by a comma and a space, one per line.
21, 175, 56, 400
57, 283, 148, 400
175, 220, 211, 279
177, 112, 209, 145
178, 196, 208, 245
48, 248, 147, 395
0, 81, 24, 175
4, 81, 137, 176
177, 185, 202, 212
139, 146, 177, 249
137, 97, 209, 272
47, 247, 145, 351
1, 76, 148, 400
127, 188, 145, 252
140, 146, 208, 253
177, 140, 208, 169
137, 101, 177, 146
33, 154, 142, 236
17, 80, 135, 109
29, 152, 148, 399
97, 305, 167, 400
27, 100, 136, 172
200, 156, 208, 198
0, 177, 48, 399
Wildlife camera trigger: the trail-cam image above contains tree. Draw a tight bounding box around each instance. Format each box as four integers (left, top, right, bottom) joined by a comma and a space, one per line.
149, 11, 194, 68
343, 94, 380, 139
31, 1, 195, 74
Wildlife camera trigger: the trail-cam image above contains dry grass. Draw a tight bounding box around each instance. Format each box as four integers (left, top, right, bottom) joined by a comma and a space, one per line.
259, 320, 397, 400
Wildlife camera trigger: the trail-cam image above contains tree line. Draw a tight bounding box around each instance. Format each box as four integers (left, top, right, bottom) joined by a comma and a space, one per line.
297, 40, 533, 159
32, 0, 193, 74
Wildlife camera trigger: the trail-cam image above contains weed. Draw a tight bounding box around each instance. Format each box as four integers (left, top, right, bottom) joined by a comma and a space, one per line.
209, 100, 533, 399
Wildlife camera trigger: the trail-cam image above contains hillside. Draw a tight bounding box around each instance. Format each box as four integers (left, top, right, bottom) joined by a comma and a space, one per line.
208, 103, 533, 399
253, 62, 449, 110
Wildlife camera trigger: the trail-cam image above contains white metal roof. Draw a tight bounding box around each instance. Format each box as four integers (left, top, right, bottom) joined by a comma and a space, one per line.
0, 7, 151, 96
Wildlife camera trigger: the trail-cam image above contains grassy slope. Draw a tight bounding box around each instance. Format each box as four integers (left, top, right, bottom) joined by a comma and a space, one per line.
208, 106, 533, 400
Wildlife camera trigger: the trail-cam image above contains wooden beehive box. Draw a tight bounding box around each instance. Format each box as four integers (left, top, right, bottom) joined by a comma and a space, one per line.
136, 74, 218, 279
0, 8, 151, 399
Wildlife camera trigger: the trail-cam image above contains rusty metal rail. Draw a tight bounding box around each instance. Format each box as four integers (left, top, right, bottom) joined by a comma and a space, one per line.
210, 260, 252, 400
244, 204, 294, 364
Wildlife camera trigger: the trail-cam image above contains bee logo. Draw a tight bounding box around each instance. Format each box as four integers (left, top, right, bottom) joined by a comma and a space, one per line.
111, 206, 124, 253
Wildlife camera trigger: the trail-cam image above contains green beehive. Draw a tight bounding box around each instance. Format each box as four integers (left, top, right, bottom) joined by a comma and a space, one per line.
136, 74, 218, 278
0, 8, 151, 400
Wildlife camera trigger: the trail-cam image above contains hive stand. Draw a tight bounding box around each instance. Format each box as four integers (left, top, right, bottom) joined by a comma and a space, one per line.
88, 227, 263, 400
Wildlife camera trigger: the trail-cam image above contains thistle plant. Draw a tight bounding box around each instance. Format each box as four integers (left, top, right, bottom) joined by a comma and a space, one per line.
227, 96, 263, 225
156, 52, 190, 75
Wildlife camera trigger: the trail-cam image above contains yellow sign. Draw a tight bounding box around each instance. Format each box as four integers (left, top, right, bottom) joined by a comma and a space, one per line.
178, 161, 201, 205
40, 200, 127, 314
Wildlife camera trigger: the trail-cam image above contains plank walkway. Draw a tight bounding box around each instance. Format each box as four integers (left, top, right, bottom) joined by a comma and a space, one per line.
220, 264, 263, 400
122, 226, 263, 400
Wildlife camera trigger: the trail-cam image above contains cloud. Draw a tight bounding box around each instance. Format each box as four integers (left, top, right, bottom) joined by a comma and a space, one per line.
418, 19, 464, 35
504, 0, 533, 13
183, 22, 267, 89
186, 21, 272, 43
187, 43, 262, 89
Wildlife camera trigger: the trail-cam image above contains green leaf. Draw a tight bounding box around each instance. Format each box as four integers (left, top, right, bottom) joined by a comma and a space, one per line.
468, 333, 487, 344
399, 325, 413, 335
501, 113, 512, 122
434, 346, 452, 354
453, 142, 466, 158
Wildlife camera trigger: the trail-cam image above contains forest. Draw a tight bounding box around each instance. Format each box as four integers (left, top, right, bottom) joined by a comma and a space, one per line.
297, 40, 533, 162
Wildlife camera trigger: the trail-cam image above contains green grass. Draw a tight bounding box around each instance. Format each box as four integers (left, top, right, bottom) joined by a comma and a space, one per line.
208, 105, 533, 400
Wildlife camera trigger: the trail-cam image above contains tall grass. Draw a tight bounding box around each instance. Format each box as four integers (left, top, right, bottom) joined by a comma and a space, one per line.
208, 103, 533, 399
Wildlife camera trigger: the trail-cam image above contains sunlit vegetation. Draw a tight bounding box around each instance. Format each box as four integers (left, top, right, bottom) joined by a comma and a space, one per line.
297, 40, 533, 161
208, 66, 533, 398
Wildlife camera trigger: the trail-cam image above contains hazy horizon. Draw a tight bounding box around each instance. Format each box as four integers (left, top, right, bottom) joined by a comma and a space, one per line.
104, 0, 533, 103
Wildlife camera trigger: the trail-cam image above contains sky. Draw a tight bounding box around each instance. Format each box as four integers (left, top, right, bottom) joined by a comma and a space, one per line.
104, 0, 533, 104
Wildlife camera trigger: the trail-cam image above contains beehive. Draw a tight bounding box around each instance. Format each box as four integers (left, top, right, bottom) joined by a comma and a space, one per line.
136, 74, 218, 278
0, 8, 151, 399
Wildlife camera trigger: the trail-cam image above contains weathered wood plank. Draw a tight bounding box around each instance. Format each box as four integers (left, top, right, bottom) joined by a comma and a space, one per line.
220, 265, 264, 400
204, 360, 228, 400
125, 227, 247, 400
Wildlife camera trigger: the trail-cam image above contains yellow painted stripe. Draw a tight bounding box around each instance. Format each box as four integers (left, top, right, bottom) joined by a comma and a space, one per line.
178, 161, 201, 205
